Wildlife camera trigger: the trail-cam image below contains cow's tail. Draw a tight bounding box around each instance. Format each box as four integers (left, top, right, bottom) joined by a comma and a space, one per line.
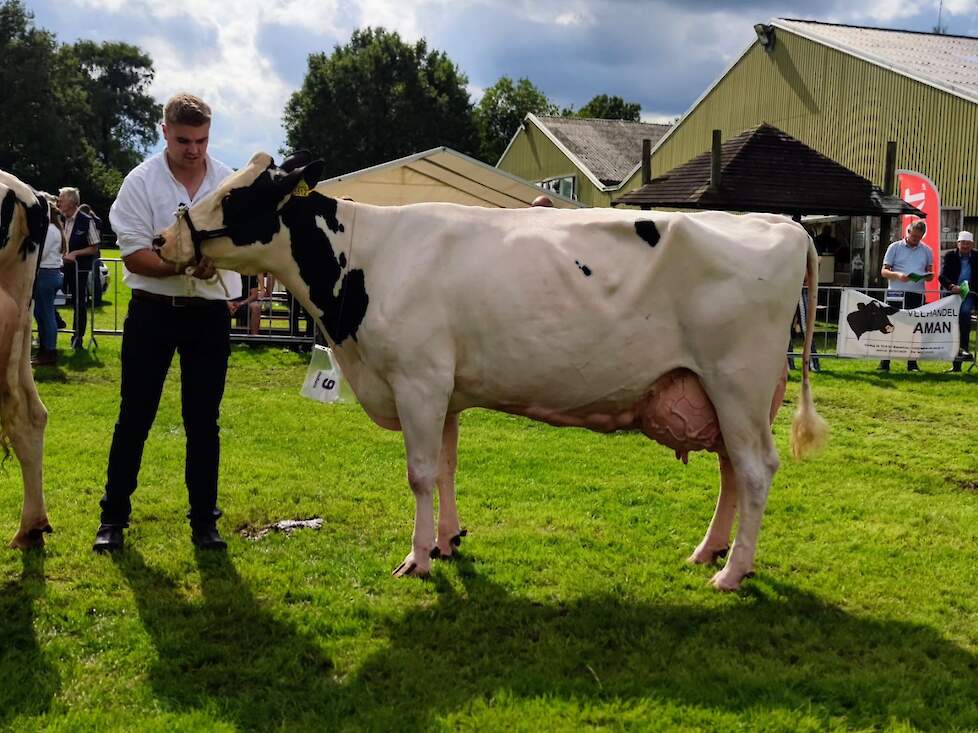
790, 237, 829, 459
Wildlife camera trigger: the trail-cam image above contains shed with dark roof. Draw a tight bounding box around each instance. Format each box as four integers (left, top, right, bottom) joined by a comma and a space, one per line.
613, 123, 922, 218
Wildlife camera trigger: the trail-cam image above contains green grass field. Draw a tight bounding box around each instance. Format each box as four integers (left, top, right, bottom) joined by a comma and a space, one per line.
2, 331, 977, 732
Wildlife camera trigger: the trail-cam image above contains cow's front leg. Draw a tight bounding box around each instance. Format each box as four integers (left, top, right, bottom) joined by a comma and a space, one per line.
433, 412, 465, 559
391, 380, 450, 578
8, 329, 51, 549
688, 454, 736, 565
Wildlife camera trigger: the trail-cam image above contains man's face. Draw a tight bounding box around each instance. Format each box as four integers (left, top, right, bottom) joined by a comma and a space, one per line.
163, 121, 210, 172
958, 239, 973, 257
906, 228, 924, 246
56, 193, 76, 218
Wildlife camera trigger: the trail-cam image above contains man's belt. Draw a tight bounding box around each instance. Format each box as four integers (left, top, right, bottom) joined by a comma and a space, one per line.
132, 289, 225, 308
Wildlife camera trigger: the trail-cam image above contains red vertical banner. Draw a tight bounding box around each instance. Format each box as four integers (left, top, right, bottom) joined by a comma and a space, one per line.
897, 170, 941, 302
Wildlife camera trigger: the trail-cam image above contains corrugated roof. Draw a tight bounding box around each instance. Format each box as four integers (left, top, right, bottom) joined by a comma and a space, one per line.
776, 18, 978, 102
612, 122, 923, 217
533, 116, 671, 186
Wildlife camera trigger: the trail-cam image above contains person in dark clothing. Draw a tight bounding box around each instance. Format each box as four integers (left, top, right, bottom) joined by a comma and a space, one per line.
939, 230, 978, 372
57, 187, 100, 349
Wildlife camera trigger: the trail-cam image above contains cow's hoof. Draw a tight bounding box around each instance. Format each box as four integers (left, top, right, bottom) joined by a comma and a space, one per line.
392, 553, 431, 579
9, 523, 51, 550
433, 528, 468, 560
687, 544, 728, 565
710, 566, 755, 592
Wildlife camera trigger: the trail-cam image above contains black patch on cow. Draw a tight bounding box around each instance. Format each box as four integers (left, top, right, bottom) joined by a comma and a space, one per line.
0, 189, 14, 251
575, 259, 592, 277
21, 195, 48, 260
635, 220, 660, 247
220, 158, 327, 247
280, 191, 367, 345
847, 300, 900, 339
281, 150, 313, 172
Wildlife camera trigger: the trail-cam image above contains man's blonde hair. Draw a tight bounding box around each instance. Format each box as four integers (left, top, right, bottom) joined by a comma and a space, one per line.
164, 94, 211, 126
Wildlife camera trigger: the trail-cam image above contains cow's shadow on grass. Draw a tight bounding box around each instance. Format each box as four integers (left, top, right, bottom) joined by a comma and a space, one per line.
341, 558, 978, 731
113, 549, 339, 731
0, 550, 60, 728
116, 549, 978, 731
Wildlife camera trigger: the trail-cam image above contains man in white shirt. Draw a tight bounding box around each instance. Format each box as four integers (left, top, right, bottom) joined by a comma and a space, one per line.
94, 93, 242, 553
878, 219, 933, 372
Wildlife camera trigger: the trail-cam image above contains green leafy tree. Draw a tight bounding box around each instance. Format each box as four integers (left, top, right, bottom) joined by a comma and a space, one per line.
283, 27, 478, 178
0, 0, 157, 217
576, 94, 641, 121
474, 76, 556, 164
65, 40, 159, 173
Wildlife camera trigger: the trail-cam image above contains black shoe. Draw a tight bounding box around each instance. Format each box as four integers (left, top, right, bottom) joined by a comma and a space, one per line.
191, 524, 227, 550
93, 524, 124, 553
907, 362, 921, 372
877, 362, 890, 371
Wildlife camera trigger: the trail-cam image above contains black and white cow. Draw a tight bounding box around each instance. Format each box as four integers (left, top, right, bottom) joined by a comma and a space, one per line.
154, 152, 827, 591
0, 170, 52, 548
847, 300, 899, 339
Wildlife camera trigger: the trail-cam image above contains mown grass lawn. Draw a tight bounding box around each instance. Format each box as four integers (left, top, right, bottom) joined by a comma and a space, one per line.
2, 336, 977, 732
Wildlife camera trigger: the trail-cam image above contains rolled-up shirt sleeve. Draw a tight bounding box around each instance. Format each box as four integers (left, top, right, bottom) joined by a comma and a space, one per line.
110, 176, 156, 258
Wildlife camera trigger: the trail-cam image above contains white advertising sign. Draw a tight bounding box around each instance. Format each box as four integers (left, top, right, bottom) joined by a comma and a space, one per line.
837, 289, 960, 360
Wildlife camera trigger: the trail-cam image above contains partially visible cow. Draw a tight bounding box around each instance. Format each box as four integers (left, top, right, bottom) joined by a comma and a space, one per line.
0, 170, 52, 548
154, 152, 827, 591
847, 300, 899, 339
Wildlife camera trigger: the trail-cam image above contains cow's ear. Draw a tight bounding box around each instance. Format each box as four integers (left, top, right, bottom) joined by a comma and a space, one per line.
281, 150, 313, 173
856, 302, 867, 312
274, 160, 325, 199
883, 304, 900, 315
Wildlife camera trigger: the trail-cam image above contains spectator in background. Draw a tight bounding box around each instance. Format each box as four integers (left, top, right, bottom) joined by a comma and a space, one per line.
939, 230, 978, 372
879, 220, 933, 372
813, 224, 840, 256
229, 273, 267, 336
58, 186, 100, 350
32, 200, 66, 367
531, 195, 553, 208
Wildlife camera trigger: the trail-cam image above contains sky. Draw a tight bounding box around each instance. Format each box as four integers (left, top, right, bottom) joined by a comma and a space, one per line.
27, 0, 978, 169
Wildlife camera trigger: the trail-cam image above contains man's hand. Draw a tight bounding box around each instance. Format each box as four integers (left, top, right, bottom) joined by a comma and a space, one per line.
227, 301, 239, 315
951, 284, 962, 294
898, 273, 910, 283
63, 252, 76, 264
191, 257, 217, 280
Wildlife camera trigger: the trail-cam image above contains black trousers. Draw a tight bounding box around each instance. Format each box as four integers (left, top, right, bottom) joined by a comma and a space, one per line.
880, 291, 925, 368
66, 265, 90, 346
100, 297, 231, 527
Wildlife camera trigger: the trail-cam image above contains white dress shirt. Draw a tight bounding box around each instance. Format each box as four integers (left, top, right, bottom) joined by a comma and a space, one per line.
109, 151, 241, 299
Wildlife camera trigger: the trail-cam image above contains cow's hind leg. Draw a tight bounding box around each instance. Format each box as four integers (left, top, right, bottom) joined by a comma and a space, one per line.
688, 454, 736, 565
391, 379, 451, 578
433, 412, 465, 559
710, 429, 779, 591
8, 325, 50, 549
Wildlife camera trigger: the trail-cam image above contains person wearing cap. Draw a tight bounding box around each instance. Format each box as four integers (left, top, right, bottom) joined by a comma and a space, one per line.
531, 195, 553, 208
939, 230, 978, 372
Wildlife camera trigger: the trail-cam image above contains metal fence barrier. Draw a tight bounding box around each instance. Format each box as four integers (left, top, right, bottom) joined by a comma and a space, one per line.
70, 256, 317, 349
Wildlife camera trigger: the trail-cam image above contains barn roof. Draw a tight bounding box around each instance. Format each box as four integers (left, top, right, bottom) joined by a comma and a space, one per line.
611, 123, 923, 217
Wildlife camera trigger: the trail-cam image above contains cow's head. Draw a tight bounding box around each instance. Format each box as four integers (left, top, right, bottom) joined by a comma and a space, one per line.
153, 150, 324, 272
847, 300, 899, 339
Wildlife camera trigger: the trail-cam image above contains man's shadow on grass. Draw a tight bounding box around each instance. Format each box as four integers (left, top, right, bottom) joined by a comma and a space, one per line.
116, 549, 978, 732
113, 549, 338, 731
341, 557, 978, 731
0, 550, 60, 728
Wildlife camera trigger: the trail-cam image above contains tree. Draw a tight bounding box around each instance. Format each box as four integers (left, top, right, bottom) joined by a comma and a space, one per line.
576, 94, 641, 121
283, 27, 478, 179
0, 0, 158, 216
65, 40, 159, 173
474, 76, 556, 164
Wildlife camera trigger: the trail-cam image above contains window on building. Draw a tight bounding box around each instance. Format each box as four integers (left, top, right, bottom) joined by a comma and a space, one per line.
538, 175, 576, 200
940, 207, 963, 250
